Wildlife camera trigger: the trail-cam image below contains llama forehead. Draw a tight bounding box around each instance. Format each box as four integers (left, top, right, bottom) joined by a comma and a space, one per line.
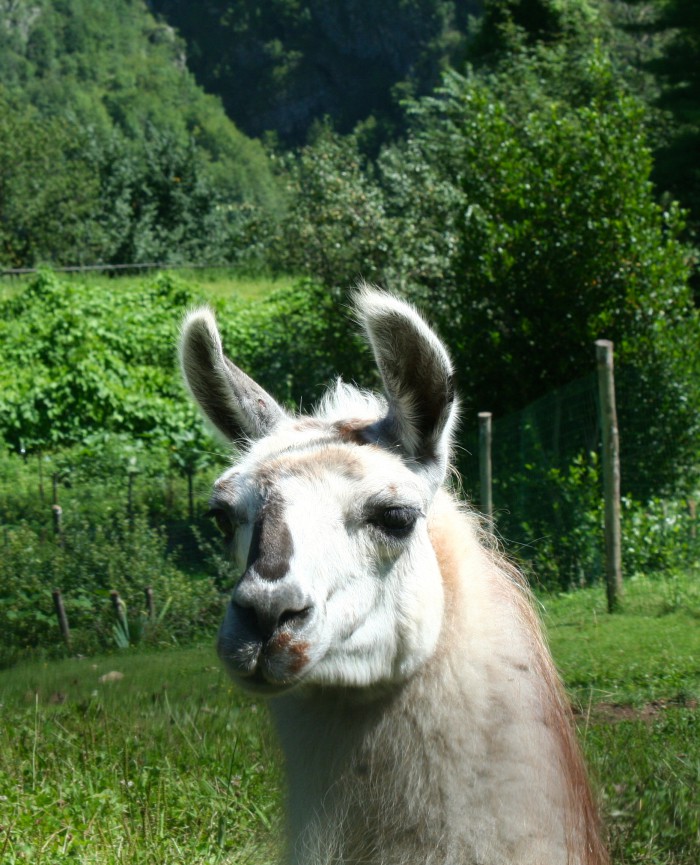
214, 425, 429, 518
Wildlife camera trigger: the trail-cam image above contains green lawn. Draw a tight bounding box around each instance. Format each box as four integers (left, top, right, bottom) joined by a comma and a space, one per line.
1, 574, 699, 864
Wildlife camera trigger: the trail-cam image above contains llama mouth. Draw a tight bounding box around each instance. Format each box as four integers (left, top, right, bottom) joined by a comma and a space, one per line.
218, 632, 313, 693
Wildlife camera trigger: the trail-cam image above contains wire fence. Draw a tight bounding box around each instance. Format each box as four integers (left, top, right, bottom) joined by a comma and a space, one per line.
2, 352, 698, 597
0, 261, 234, 277
458, 359, 699, 587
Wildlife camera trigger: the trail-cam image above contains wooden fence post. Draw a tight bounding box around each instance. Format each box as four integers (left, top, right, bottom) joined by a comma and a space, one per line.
595, 340, 623, 612
478, 412, 493, 524
52, 504, 63, 542
110, 590, 127, 628
52, 589, 71, 647
145, 586, 155, 621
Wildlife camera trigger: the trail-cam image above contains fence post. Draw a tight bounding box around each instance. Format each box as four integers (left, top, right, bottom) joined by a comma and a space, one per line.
52, 504, 63, 541
145, 586, 155, 621
478, 412, 493, 524
52, 589, 71, 647
110, 590, 127, 629
595, 340, 623, 611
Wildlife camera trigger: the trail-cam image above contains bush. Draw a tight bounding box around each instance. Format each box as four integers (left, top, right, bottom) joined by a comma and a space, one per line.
0, 271, 368, 454
0, 510, 224, 668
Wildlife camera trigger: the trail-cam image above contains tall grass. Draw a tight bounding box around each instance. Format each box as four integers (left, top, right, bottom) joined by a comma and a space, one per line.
0, 268, 294, 303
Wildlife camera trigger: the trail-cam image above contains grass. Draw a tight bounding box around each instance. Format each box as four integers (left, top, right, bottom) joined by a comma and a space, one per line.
0, 267, 295, 303
1, 574, 699, 863
0, 646, 282, 864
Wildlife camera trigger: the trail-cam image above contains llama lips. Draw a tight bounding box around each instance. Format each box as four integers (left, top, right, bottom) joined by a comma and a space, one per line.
217, 619, 312, 692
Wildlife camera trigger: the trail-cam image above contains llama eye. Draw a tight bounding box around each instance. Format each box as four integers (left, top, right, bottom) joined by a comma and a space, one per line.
370, 506, 421, 537
206, 507, 236, 541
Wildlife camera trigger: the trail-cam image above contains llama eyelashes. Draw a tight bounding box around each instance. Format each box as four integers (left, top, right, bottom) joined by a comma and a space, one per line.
366, 505, 424, 538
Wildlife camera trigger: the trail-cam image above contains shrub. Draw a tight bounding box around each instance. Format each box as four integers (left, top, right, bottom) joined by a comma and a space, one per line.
0, 510, 224, 668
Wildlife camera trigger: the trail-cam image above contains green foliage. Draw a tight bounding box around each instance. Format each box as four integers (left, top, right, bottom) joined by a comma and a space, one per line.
0, 0, 280, 268
621, 495, 700, 579
0, 91, 99, 267
472, 0, 603, 61
0, 511, 224, 667
0, 271, 368, 454
624, 0, 700, 266
504, 453, 604, 591
151, 0, 465, 146
270, 45, 699, 498
0, 271, 202, 449
0, 271, 371, 660
265, 130, 392, 291
86, 126, 243, 267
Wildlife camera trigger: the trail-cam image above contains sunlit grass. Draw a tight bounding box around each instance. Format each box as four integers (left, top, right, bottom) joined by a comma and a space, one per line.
541, 571, 700, 706
1, 576, 699, 863
0, 645, 282, 864
0, 268, 295, 304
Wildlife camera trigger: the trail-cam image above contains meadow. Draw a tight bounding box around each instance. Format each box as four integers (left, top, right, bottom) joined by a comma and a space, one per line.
1, 574, 698, 865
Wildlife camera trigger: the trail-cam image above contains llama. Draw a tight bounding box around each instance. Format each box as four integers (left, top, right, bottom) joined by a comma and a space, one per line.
179, 286, 608, 865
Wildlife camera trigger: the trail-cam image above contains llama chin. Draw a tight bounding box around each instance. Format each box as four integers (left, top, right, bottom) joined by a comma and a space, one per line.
179, 284, 609, 865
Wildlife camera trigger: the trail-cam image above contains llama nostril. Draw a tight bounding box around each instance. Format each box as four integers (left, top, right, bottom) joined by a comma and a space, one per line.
278, 606, 312, 630
233, 600, 312, 642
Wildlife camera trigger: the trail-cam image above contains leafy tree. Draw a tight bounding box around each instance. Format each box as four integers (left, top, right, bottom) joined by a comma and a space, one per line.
0, 0, 280, 265
625, 0, 700, 257
86, 126, 238, 266
0, 92, 99, 267
269, 46, 699, 495
471, 0, 603, 61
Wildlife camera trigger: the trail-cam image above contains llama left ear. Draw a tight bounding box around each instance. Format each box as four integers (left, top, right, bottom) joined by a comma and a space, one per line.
354, 285, 458, 476
179, 306, 286, 443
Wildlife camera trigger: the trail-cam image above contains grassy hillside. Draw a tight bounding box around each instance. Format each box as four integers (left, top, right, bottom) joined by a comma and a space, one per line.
1, 575, 698, 864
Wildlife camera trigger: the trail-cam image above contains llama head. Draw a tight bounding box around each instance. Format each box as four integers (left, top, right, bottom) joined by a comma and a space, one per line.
179, 286, 458, 695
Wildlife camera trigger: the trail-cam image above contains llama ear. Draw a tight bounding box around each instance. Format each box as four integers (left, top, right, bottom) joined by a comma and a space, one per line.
179, 307, 286, 442
354, 285, 458, 470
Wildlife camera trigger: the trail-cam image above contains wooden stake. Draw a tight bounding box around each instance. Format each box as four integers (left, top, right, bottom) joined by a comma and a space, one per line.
595, 340, 623, 611
145, 586, 155, 621
52, 589, 71, 647
52, 504, 63, 542
478, 412, 493, 524
110, 590, 127, 628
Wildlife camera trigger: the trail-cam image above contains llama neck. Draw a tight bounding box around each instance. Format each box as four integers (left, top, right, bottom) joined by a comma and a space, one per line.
270, 492, 606, 865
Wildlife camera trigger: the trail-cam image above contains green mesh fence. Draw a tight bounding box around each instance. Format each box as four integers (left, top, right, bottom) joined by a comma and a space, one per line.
457, 363, 699, 590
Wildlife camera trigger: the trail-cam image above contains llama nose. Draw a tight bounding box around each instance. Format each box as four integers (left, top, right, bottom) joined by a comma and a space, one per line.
233, 579, 311, 642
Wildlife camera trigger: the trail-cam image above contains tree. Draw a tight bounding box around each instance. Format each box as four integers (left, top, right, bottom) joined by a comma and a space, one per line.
0, 93, 99, 267
471, 0, 602, 61
269, 45, 699, 495
632, 0, 700, 254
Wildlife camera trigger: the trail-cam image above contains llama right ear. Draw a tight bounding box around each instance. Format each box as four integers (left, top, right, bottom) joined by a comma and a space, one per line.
179, 307, 286, 442
354, 286, 458, 474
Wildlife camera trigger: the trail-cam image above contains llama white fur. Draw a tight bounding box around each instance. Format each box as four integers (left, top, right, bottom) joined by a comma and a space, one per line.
179, 286, 608, 865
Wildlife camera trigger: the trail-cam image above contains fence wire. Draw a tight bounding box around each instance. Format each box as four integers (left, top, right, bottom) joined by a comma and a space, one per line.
459, 361, 699, 588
